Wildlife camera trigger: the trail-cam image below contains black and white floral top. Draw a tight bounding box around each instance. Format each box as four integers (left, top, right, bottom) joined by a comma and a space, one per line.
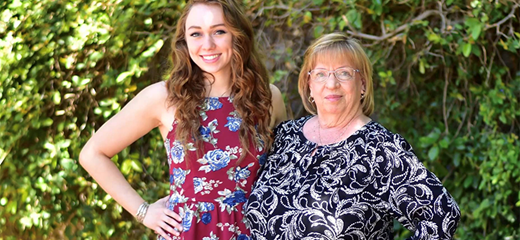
245, 116, 460, 240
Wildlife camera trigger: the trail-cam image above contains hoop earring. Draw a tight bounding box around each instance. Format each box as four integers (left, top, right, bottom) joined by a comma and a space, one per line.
308, 96, 315, 103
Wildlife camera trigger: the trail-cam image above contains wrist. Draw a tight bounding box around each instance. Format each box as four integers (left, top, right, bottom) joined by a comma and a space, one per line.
136, 201, 149, 223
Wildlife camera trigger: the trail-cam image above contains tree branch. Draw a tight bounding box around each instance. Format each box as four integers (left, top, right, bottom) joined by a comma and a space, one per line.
345, 10, 442, 42
485, 3, 519, 31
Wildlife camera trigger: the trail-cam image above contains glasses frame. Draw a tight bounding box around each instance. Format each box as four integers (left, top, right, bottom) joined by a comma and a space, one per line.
307, 67, 360, 83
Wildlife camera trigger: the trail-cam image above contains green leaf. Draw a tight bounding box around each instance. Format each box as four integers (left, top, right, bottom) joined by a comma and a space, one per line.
462, 43, 472, 57
465, 18, 482, 40
60, 158, 75, 170
121, 159, 132, 175
303, 11, 312, 24
470, 25, 482, 40
463, 175, 473, 188
419, 59, 425, 74
346, 10, 362, 29
141, 39, 164, 58
53, 91, 61, 105
419, 130, 440, 147
428, 145, 439, 161
465, 18, 480, 28
116, 71, 133, 83
439, 137, 449, 148
453, 153, 460, 167
130, 159, 142, 172
313, 26, 324, 38
427, 32, 441, 43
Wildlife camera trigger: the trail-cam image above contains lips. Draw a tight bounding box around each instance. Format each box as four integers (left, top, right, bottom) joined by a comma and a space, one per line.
325, 94, 342, 101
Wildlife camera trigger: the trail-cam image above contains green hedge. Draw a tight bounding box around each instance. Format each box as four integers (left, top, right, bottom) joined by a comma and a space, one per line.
1, 0, 519, 239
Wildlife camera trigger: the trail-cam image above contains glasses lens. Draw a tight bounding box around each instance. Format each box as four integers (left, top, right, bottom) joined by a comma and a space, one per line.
311, 70, 328, 82
335, 68, 355, 81
310, 68, 356, 82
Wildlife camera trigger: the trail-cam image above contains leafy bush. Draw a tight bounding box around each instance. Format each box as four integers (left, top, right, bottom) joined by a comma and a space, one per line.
1, 0, 519, 239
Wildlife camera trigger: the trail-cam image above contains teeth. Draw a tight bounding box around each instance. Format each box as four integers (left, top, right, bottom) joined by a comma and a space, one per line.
202, 54, 219, 60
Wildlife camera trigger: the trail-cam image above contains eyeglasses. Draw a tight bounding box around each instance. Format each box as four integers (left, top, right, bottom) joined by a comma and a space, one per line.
308, 67, 360, 83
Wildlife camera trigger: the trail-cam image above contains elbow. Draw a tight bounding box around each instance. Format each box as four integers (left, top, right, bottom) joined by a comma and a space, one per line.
79, 142, 95, 169
78, 146, 88, 168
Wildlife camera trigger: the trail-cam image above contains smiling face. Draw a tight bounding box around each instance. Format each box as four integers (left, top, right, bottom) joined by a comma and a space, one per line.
309, 50, 365, 117
185, 3, 233, 80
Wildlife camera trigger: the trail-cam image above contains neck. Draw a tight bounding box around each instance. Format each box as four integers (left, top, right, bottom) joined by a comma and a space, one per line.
204, 71, 232, 97
317, 107, 361, 129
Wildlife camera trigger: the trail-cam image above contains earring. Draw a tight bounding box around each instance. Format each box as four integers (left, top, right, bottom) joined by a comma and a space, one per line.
360, 92, 365, 100
308, 96, 315, 103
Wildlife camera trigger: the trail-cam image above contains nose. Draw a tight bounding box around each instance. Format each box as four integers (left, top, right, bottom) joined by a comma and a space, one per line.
324, 72, 340, 88
202, 35, 216, 50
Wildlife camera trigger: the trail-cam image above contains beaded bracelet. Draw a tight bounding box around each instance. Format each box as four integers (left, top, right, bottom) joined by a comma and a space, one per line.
136, 201, 149, 223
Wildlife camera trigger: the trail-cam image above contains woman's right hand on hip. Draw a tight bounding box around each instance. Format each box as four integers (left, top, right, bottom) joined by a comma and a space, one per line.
143, 196, 183, 240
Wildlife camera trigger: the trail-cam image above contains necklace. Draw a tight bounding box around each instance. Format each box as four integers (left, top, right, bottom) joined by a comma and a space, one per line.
316, 113, 358, 147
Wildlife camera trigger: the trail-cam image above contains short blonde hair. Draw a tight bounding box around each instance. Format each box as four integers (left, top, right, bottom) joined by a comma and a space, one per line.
298, 33, 374, 116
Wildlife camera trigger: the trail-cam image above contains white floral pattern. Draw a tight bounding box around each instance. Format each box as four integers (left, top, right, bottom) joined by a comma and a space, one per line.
245, 116, 461, 240
202, 232, 219, 240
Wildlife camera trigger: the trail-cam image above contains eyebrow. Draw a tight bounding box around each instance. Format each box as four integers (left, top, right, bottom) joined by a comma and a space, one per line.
187, 23, 226, 30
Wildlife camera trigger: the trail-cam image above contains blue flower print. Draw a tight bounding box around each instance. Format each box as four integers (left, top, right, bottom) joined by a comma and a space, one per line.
201, 212, 212, 225
170, 141, 185, 164
198, 149, 230, 173
199, 125, 211, 139
181, 209, 194, 232
237, 234, 251, 240
198, 202, 215, 212
225, 116, 242, 132
233, 163, 253, 182
204, 97, 223, 111
169, 191, 188, 205
199, 119, 219, 147
258, 153, 267, 166
193, 177, 204, 194
223, 190, 246, 208
172, 168, 189, 186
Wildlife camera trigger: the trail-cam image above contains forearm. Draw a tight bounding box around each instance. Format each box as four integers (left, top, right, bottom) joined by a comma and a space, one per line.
394, 174, 460, 239
80, 154, 145, 217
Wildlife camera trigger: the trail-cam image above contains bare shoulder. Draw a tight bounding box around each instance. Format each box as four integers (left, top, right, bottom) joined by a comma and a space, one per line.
139, 81, 169, 103
269, 84, 288, 127
269, 83, 282, 98
138, 81, 176, 131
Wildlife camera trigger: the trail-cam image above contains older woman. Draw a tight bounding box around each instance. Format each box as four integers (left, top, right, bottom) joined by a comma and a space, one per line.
245, 33, 460, 239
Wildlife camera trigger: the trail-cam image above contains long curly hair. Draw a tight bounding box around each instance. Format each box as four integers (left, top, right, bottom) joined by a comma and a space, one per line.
165, 0, 272, 164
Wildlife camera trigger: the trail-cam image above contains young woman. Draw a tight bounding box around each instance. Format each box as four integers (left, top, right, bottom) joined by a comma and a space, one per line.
79, 1, 286, 239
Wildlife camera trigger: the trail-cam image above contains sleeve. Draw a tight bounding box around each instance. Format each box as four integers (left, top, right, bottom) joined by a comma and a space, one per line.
382, 134, 461, 240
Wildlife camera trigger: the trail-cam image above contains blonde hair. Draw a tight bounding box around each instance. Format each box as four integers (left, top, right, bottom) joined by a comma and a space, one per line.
298, 33, 374, 116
